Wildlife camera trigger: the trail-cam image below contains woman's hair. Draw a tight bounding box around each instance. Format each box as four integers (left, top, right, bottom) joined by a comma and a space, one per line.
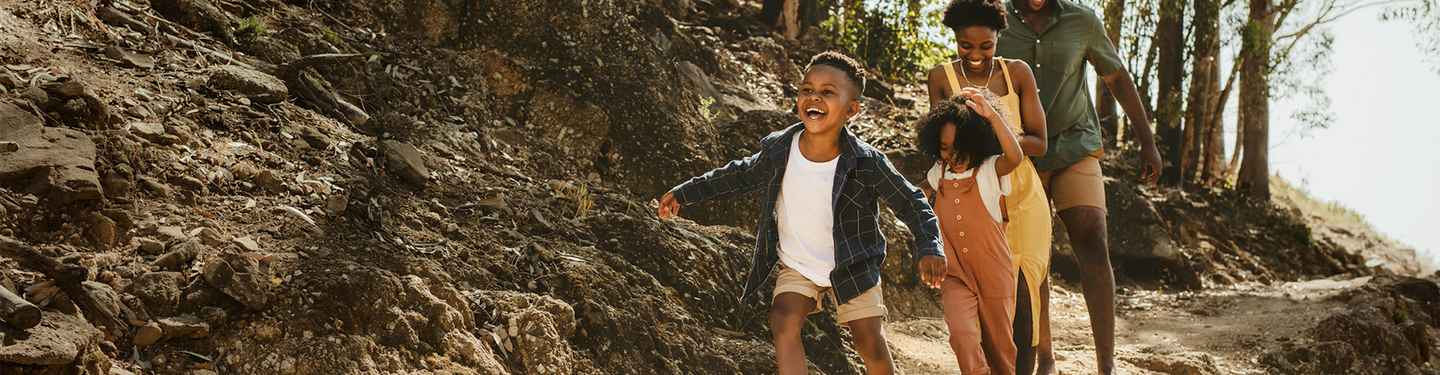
915, 96, 1003, 172
941, 0, 1008, 32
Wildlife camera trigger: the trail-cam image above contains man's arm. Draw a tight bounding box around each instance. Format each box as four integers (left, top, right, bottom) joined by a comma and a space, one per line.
1100, 67, 1162, 185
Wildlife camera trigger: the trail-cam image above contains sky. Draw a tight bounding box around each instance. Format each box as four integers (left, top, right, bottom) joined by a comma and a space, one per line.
1265, 6, 1440, 268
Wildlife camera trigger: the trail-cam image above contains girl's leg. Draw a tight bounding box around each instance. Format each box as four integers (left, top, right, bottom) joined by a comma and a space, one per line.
771, 292, 818, 375
1036, 276, 1057, 375
942, 278, 987, 374
847, 317, 896, 375
1014, 273, 1036, 375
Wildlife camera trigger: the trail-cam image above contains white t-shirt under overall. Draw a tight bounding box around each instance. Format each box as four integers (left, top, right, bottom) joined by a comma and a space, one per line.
926, 155, 1013, 223
776, 131, 839, 287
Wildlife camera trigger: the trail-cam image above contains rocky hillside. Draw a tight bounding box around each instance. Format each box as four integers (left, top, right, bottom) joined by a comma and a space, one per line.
0, 0, 1426, 373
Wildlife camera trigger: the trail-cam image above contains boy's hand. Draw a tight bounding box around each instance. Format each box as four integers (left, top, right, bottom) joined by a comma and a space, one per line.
658, 190, 681, 219
918, 254, 946, 289
958, 87, 998, 120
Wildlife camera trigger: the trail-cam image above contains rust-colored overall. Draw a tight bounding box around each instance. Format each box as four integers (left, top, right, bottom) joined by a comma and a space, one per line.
934, 169, 1017, 375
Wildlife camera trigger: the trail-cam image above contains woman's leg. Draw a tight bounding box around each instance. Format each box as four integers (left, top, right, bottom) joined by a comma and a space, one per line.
1036, 276, 1057, 375
1014, 273, 1036, 375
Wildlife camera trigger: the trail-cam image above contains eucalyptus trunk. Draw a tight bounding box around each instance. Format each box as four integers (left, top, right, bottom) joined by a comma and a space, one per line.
1096, 0, 1125, 145
1156, 0, 1188, 185
1186, 0, 1221, 184
1237, 0, 1273, 199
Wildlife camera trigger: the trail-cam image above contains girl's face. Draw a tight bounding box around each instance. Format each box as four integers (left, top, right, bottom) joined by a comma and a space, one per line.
938, 122, 967, 171
953, 26, 999, 72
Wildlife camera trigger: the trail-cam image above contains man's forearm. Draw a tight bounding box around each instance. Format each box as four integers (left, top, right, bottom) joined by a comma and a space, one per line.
1105, 70, 1157, 150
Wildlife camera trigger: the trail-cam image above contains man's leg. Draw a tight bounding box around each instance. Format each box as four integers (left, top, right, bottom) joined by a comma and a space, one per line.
847, 317, 896, 375
771, 292, 818, 375
1058, 206, 1114, 375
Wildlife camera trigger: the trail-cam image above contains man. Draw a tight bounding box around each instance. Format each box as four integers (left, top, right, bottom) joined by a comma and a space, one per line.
995, 0, 1162, 374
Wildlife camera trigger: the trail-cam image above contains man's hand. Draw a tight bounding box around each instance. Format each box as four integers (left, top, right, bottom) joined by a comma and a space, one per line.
658, 190, 681, 219
1140, 146, 1161, 186
918, 254, 946, 289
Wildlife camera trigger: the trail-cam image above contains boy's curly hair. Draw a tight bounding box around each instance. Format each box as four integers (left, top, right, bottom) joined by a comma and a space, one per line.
915, 96, 1003, 172
806, 51, 866, 96
942, 0, 1008, 32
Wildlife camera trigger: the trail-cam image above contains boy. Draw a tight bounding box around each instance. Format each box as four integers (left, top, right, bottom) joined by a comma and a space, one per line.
658, 52, 947, 375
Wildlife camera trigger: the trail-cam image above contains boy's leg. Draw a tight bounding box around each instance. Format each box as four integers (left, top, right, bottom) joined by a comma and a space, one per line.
1013, 273, 1036, 375
941, 277, 988, 374
772, 292, 818, 375
838, 284, 893, 375
846, 317, 895, 375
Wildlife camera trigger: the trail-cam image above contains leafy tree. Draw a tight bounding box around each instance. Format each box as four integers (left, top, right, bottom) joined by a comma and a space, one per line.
820, 0, 950, 80
1383, 0, 1440, 74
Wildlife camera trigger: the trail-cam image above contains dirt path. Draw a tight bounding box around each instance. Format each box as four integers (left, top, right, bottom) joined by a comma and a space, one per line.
885, 276, 1372, 374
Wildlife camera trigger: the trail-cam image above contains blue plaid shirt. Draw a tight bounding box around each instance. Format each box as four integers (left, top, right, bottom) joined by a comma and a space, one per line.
674, 124, 943, 305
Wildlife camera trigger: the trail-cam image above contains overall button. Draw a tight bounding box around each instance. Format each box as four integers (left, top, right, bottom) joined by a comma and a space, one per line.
955, 215, 962, 220
953, 199, 960, 204
959, 231, 966, 236
953, 183, 959, 187
962, 247, 969, 253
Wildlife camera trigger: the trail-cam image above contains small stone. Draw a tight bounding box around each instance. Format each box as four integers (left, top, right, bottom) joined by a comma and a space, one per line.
133, 323, 162, 346
139, 177, 173, 198
50, 81, 84, 97
198, 227, 223, 246
202, 245, 269, 309
325, 195, 348, 214
137, 237, 166, 254
233, 236, 261, 252
205, 65, 287, 104
20, 86, 48, 109
104, 46, 156, 69
87, 212, 117, 248
255, 170, 287, 193
155, 226, 186, 242
151, 354, 167, 366
380, 140, 429, 188
126, 105, 152, 119
158, 314, 209, 339
0, 74, 19, 89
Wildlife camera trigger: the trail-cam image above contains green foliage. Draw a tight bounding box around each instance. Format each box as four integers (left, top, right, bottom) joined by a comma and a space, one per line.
1394, 298, 1410, 324
819, 0, 950, 80
552, 180, 594, 218
323, 26, 344, 47
1382, 0, 1440, 74
237, 17, 267, 36
698, 95, 729, 124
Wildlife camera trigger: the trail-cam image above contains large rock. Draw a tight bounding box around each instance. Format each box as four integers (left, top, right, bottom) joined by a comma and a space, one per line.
206, 65, 287, 104
380, 140, 430, 188
0, 309, 104, 365
133, 271, 188, 316
201, 245, 270, 309
0, 102, 103, 203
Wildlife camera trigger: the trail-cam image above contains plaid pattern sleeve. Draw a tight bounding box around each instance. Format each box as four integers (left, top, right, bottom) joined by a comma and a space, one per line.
870, 155, 944, 261
672, 151, 773, 205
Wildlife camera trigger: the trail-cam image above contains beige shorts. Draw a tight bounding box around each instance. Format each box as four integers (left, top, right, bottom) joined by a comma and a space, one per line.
1037, 148, 1107, 213
773, 264, 887, 326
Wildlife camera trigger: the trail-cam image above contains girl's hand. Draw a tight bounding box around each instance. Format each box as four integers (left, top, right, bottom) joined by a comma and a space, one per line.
958, 87, 998, 120
658, 190, 681, 219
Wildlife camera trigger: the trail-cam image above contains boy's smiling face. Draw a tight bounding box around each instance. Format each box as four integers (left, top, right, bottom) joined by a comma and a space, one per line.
797, 65, 861, 137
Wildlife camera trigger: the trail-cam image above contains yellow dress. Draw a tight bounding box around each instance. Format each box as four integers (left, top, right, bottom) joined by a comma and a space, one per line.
942, 58, 1053, 346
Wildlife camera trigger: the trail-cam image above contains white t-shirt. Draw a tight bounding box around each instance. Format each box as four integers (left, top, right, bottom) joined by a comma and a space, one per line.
776, 131, 839, 287
926, 155, 1012, 223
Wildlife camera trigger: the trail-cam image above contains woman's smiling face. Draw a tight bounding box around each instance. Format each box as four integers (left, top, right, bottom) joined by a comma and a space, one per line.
954, 26, 998, 72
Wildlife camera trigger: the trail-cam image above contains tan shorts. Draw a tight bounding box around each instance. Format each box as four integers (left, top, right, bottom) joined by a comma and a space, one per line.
1037, 148, 1107, 213
773, 264, 887, 326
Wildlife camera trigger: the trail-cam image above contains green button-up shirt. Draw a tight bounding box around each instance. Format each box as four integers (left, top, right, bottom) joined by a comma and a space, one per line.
996, 0, 1124, 172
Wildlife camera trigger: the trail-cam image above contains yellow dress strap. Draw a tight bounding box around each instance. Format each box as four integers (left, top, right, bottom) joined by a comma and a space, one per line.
941, 62, 963, 95
998, 57, 1014, 96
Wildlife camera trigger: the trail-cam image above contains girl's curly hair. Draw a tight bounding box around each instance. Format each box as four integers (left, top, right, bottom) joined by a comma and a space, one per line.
915, 96, 1004, 172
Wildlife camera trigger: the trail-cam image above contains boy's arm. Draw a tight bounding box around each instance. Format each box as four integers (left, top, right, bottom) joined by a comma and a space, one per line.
872, 156, 946, 287
671, 151, 772, 206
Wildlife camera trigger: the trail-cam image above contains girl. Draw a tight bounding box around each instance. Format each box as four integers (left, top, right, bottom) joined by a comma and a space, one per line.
928, 0, 1055, 372
916, 91, 1023, 375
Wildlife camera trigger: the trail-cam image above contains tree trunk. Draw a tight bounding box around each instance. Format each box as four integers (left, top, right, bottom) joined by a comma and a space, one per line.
1237, 0, 1273, 199
1156, 0, 1188, 185
1097, 0, 1125, 145
1185, 0, 1221, 184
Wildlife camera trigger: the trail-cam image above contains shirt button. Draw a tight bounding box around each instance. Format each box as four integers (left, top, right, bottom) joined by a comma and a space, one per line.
1036, 39, 1040, 43
953, 199, 960, 204
1036, 64, 1042, 68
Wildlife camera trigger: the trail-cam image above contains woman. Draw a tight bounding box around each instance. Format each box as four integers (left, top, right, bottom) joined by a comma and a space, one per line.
925, 0, 1054, 373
